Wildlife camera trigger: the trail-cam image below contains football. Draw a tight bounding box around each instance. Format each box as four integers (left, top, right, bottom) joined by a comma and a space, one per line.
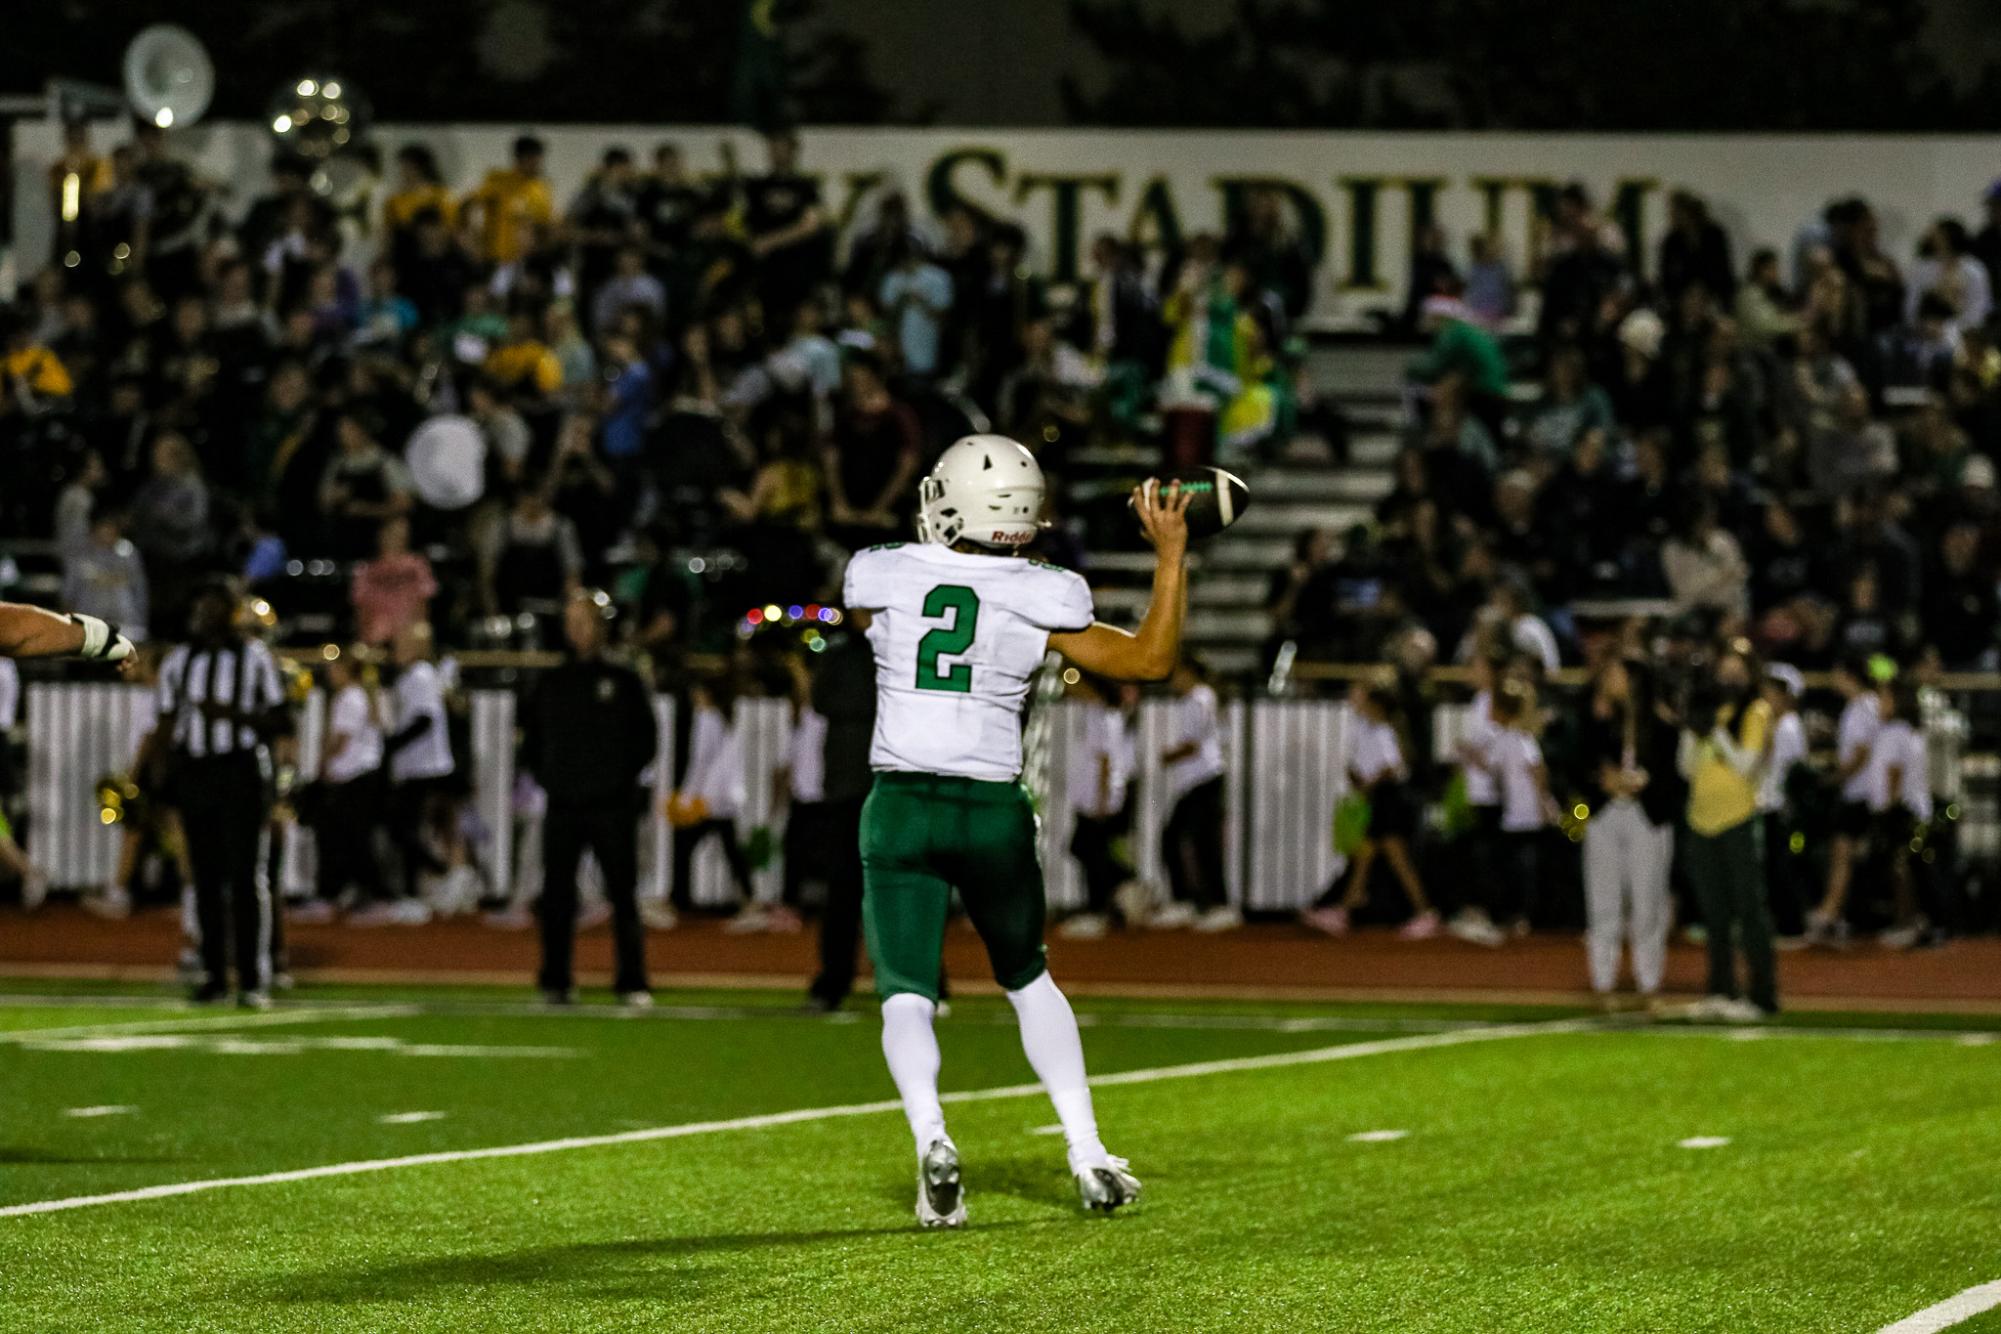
1139, 467, 1252, 540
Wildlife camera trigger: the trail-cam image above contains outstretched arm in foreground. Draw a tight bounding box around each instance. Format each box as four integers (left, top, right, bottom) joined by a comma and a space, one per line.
1049, 481, 1191, 683
0, 602, 134, 661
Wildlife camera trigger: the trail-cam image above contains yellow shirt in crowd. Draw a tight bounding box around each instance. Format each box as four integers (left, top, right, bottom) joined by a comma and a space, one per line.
1686, 697, 1771, 837
464, 169, 553, 265
4, 346, 75, 398
383, 184, 459, 235
484, 341, 562, 396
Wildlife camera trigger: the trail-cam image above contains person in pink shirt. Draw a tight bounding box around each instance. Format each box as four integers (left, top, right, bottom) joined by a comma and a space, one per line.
350, 516, 437, 646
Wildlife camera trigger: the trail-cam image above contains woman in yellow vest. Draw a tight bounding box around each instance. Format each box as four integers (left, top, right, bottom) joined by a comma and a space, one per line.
1676, 643, 1778, 1018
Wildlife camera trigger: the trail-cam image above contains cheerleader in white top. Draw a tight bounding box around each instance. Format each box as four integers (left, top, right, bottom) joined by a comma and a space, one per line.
670, 679, 755, 914
1866, 681, 1935, 949
1304, 680, 1440, 938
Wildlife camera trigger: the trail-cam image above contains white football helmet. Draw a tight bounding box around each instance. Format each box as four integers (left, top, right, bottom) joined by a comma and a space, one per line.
916, 435, 1047, 548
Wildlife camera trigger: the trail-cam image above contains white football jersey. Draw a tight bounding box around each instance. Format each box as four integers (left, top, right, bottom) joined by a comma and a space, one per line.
844, 543, 1093, 782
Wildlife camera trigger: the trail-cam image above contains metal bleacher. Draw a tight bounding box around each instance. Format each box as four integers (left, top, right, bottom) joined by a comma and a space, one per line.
1069, 344, 1410, 676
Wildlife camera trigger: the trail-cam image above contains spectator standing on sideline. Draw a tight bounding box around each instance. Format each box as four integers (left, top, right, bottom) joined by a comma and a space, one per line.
1446, 654, 1508, 947
1491, 680, 1551, 937
767, 658, 823, 936
361, 621, 464, 923
672, 679, 756, 924
1154, 660, 1234, 932
301, 648, 388, 921
1678, 645, 1778, 1019
1866, 682, 1934, 949
1758, 665, 1810, 943
1303, 680, 1439, 939
1058, 672, 1135, 941
806, 626, 878, 1012
1808, 656, 1880, 945
521, 590, 658, 1006
1579, 657, 1674, 1007
142, 580, 291, 1006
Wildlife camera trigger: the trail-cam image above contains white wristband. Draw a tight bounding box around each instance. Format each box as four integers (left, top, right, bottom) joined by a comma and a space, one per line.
68, 613, 111, 659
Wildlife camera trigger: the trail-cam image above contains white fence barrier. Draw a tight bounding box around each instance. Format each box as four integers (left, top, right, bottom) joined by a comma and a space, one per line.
20, 685, 1369, 912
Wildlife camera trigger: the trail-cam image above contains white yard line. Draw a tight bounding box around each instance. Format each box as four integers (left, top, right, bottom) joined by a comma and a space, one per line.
1876, 1280, 2001, 1333
3, 993, 1996, 1043
0, 1017, 1589, 1220
0, 1005, 422, 1045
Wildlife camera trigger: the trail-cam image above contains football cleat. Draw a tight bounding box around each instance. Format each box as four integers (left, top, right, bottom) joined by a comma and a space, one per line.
915, 1138, 967, 1229
1074, 1155, 1142, 1214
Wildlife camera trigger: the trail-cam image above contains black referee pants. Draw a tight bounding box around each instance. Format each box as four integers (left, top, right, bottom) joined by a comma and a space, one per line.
179, 753, 272, 994
539, 802, 647, 996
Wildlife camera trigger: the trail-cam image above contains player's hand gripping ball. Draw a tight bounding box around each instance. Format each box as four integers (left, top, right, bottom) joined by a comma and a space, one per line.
1132, 467, 1251, 541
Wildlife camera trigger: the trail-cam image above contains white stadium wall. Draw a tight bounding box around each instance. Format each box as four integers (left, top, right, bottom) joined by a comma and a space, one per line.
12, 120, 2001, 321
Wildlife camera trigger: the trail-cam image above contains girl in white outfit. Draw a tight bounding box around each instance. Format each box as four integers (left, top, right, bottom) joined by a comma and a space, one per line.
671, 679, 754, 914
1865, 682, 1933, 948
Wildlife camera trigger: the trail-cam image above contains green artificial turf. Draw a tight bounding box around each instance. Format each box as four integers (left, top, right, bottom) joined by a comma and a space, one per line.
1, 988, 1997, 1333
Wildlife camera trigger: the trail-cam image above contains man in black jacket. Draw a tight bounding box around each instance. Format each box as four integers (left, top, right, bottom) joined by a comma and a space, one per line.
805, 627, 877, 1011
521, 590, 659, 1006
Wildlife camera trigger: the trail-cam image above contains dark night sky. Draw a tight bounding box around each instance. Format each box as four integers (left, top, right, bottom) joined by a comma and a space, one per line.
807, 0, 1215, 123
812, 0, 2001, 125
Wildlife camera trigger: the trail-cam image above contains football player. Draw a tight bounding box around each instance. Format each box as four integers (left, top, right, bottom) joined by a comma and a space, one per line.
842, 434, 1191, 1228
0, 602, 134, 661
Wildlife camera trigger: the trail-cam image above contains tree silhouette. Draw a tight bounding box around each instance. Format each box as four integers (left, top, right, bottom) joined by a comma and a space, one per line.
1062, 0, 1992, 131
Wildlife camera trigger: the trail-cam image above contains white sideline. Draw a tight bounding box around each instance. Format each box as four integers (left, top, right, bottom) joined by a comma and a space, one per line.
0, 1017, 1590, 1220
1876, 1280, 2001, 1333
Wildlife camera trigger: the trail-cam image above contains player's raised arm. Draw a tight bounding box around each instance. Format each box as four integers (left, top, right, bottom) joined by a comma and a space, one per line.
0, 602, 134, 662
1049, 481, 1191, 683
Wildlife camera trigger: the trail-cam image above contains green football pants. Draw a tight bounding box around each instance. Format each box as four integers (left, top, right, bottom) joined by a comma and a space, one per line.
861, 771, 1048, 1001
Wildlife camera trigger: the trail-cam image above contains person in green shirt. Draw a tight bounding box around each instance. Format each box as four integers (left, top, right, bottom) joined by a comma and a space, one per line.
1407, 294, 1511, 442
1677, 644, 1778, 1019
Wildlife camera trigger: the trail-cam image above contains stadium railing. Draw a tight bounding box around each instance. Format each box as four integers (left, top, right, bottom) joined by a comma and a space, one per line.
18, 669, 1992, 914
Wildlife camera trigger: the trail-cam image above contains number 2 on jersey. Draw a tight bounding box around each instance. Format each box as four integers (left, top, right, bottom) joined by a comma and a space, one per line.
915, 584, 980, 693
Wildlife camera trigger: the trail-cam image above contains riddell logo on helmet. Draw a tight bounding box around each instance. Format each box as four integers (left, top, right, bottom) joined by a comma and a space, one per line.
990, 530, 1034, 545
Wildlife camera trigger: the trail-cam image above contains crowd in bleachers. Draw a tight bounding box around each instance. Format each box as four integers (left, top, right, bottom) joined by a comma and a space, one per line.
9, 123, 1332, 664
1272, 183, 2001, 678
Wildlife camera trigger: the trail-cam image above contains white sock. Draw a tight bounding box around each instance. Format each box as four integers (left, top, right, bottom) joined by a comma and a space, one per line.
1005, 972, 1107, 1169
881, 993, 947, 1155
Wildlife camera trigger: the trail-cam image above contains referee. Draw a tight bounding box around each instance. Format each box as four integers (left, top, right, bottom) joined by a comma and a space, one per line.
520, 589, 659, 1006
145, 580, 292, 1006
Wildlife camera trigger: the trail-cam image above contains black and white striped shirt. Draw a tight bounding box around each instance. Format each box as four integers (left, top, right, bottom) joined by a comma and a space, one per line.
157, 639, 286, 759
